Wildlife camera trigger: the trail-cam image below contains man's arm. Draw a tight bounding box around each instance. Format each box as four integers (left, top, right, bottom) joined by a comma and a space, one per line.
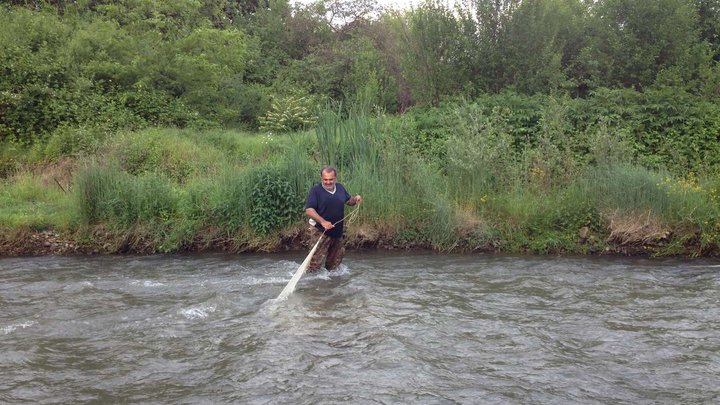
306, 208, 334, 230
346, 195, 362, 206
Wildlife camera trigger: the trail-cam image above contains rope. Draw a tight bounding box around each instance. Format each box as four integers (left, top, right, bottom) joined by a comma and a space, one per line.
333, 203, 360, 227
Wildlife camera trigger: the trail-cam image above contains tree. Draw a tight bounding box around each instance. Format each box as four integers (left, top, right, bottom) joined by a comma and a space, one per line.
0, 7, 73, 142
315, 0, 379, 32
167, 28, 250, 123
468, 0, 521, 93
499, 0, 587, 94
695, 0, 720, 61
399, 1, 469, 105
577, 0, 702, 90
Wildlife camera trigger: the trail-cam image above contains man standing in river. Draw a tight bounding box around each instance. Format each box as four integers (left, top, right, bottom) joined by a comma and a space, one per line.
305, 166, 362, 272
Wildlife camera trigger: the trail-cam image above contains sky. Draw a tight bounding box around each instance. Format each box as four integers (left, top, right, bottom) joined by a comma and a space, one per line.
292, 0, 447, 12
365, 0, 425, 9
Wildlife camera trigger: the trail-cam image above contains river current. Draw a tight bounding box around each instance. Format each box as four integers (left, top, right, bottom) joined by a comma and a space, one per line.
1, 252, 719, 404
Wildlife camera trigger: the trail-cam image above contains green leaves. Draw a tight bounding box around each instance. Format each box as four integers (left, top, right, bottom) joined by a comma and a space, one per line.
258, 95, 317, 133
2, 0, 720, 145
399, 1, 468, 105
577, 0, 702, 90
250, 167, 303, 235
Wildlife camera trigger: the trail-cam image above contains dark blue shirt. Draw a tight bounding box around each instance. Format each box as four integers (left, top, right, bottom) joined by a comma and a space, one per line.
305, 183, 351, 238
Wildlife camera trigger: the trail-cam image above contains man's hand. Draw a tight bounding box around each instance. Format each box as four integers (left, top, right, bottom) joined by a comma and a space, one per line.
350, 195, 362, 206
306, 207, 332, 229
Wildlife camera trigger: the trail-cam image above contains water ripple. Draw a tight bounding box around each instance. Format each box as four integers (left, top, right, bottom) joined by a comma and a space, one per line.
1, 253, 719, 404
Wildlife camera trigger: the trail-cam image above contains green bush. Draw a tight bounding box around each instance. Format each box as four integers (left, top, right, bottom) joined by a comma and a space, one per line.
43, 125, 109, 160
105, 129, 226, 182
446, 104, 518, 198
568, 88, 720, 173
258, 95, 317, 133
0, 142, 22, 178
249, 166, 304, 234
393, 105, 451, 163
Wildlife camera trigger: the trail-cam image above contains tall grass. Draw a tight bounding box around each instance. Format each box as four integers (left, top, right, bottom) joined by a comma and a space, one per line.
74, 164, 122, 224
315, 104, 344, 170
0, 173, 75, 229
74, 164, 177, 226
316, 106, 449, 240
6, 102, 720, 255
581, 164, 669, 215
278, 141, 316, 201
206, 167, 254, 233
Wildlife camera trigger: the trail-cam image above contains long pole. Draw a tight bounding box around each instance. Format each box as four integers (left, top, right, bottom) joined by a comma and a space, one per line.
276, 206, 360, 299
277, 235, 323, 300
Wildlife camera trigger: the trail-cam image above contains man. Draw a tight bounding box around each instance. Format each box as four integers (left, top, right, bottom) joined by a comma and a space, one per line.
305, 166, 362, 272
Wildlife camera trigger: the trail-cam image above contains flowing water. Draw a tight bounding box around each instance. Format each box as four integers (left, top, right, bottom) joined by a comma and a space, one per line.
1, 252, 719, 404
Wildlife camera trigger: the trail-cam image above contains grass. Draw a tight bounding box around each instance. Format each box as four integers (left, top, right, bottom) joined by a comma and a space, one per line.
0, 173, 76, 229
3, 106, 720, 256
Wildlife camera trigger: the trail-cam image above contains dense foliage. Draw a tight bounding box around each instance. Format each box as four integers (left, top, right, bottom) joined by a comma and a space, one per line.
2, 0, 719, 140
2, 0, 720, 256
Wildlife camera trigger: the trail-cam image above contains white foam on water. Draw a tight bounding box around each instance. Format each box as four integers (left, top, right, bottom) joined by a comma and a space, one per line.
130, 280, 165, 287
243, 276, 289, 286
179, 304, 216, 320
3, 321, 36, 335
305, 264, 352, 280
260, 296, 291, 316
276, 260, 302, 269
268, 264, 354, 304
333, 264, 351, 276
306, 271, 332, 281
63, 280, 95, 293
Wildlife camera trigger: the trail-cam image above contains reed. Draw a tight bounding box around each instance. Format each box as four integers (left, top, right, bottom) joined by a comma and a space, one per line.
208, 167, 254, 233
581, 164, 669, 215
74, 164, 177, 226
315, 103, 344, 170
277, 144, 316, 202
74, 164, 123, 224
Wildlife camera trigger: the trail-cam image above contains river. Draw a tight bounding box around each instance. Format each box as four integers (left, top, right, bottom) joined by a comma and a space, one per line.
1, 252, 719, 404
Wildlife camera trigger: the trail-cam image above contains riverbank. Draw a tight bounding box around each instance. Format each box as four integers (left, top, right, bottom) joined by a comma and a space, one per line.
0, 222, 686, 258
3, 112, 720, 260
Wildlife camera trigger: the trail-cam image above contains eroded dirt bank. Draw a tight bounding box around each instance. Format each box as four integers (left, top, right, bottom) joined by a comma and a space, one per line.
0, 224, 696, 258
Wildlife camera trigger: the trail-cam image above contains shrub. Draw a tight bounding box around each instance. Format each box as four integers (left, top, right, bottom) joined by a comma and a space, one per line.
105, 129, 226, 182
258, 95, 317, 133
249, 166, 304, 235
446, 104, 519, 198
43, 125, 109, 160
